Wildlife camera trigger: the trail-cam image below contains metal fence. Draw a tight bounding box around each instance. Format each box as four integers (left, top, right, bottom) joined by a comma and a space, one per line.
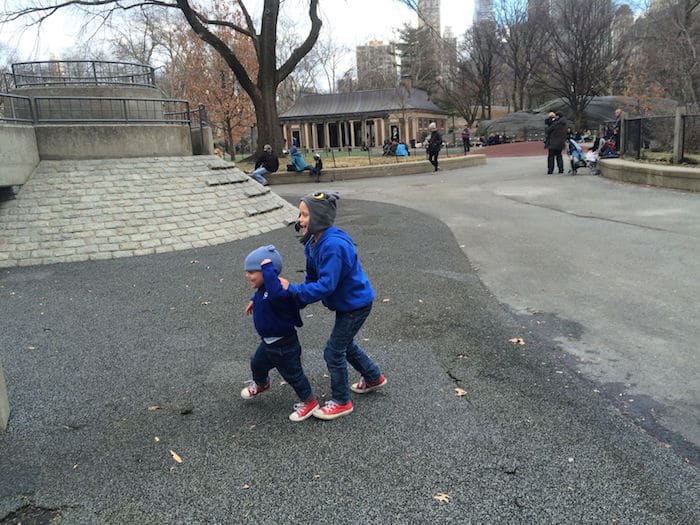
0, 94, 34, 124
623, 114, 700, 163
6, 60, 157, 88
32, 97, 190, 124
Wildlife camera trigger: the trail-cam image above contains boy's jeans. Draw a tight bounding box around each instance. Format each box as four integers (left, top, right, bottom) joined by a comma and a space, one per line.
324, 303, 381, 404
250, 167, 268, 185
251, 336, 312, 401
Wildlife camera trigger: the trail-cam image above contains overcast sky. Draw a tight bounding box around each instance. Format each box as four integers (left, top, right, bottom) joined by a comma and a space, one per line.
1, 0, 474, 62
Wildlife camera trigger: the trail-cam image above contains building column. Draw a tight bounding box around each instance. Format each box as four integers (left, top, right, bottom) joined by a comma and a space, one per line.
324, 122, 330, 149
349, 120, 355, 147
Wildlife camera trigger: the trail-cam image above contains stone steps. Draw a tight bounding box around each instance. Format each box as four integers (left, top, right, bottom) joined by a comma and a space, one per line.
0, 155, 297, 267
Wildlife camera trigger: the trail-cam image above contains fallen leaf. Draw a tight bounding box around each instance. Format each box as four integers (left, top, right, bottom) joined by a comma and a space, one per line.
190, 260, 199, 264
433, 493, 450, 503
147, 405, 161, 411
382, 298, 391, 303
200, 301, 210, 305
249, 424, 256, 429
313, 474, 320, 479
454, 387, 467, 397
73, 464, 78, 469
169, 450, 183, 463
27, 346, 36, 350
456, 353, 468, 359
243, 483, 250, 489
418, 299, 423, 303
509, 338, 525, 345
154, 436, 160, 442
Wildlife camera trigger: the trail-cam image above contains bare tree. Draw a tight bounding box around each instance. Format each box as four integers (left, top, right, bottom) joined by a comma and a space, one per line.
462, 21, 502, 120
636, 0, 699, 107
493, 0, 547, 112
1, 0, 322, 155
539, 0, 627, 128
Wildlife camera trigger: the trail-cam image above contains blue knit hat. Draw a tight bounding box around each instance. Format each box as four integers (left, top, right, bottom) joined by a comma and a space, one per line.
244, 245, 282, 272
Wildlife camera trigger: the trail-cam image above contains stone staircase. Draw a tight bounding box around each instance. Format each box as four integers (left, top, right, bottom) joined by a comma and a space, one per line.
0, 156, 298, 268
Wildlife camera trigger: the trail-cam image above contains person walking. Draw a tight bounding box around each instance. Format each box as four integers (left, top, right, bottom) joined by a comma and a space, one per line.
545, 112, 567, 174
427, 122, 443, 172
461, 125, 471, 154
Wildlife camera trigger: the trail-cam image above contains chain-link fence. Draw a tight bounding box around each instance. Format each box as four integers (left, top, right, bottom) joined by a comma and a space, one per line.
681, 114, 700, 162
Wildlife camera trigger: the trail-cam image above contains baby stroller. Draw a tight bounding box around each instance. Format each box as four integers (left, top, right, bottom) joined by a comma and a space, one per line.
567, 139, 588, 175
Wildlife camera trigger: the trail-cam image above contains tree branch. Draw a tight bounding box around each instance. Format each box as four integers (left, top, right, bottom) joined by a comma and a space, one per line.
277, 0, 322, 83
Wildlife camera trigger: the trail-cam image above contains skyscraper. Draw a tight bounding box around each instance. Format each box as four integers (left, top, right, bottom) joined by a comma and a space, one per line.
417, 0, 440, 32
474, 0, 495, 24
356, 41, 397, 90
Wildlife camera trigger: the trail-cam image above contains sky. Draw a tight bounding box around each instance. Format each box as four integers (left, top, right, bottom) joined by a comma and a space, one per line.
1, 0, 474, 63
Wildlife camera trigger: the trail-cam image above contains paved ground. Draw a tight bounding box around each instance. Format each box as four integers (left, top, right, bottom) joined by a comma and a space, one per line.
1, 198, 698, 523
277, 156, 700, 461
1, 152, 698, 523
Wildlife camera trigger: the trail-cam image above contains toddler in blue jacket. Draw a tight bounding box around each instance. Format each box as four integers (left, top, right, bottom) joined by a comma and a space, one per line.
281, 192, 387, 420
241, 244, 318, 422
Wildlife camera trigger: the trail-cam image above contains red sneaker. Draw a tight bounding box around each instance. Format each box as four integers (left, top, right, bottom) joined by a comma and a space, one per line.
350, 374, 387, 394
240, 380, 271, 399
312, 400, 353, 420
289, 399, 319, 422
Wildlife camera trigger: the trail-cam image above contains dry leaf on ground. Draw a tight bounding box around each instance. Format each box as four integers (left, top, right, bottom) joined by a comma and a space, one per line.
169, 450, 183, 463
433, 493, 450, 503
454, 387, 467, 397
509, 337, 525, 345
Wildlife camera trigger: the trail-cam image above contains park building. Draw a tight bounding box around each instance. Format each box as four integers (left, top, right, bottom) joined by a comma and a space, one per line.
278, 81, 448, 151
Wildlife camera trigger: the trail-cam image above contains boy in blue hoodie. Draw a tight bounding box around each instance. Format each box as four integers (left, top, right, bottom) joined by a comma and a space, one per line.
242, 245, 318, 422
281, 192, 387, 420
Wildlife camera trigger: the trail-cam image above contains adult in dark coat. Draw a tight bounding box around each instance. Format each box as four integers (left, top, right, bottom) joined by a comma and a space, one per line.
427, 122, 443, 172
250, 144, 279, 185
545, 113, 567, 174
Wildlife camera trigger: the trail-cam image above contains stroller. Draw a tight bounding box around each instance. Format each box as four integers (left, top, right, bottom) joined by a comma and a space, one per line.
567, 139, 589, 175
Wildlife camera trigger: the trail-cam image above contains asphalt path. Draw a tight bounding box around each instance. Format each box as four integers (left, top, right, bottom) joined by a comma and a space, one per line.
278, 155, 700, 462
1, 192, 698, 522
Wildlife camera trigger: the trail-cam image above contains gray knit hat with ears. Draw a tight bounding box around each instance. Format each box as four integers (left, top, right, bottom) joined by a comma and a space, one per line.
300, 191, 339, 235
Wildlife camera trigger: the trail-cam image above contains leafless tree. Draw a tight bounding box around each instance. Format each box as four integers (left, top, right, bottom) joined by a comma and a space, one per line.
462, 21, 503, 120
538, 0, 627, 128
1, 0, 322, 155
493, 0, 547, 112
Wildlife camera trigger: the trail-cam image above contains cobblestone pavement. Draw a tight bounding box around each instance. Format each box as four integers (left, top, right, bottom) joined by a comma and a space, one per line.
0, 156, 297, 268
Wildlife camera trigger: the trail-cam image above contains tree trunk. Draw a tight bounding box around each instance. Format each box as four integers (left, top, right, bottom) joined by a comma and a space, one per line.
253, 85, 285, 154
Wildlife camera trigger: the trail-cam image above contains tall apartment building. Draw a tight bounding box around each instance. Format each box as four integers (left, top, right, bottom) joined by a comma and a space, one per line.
417, 0, 441, 31
356, 40, 397, 90
474, 0, 495, 24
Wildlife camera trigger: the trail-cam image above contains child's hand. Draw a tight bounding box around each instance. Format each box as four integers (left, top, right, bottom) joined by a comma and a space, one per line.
244, 300, 253, 316
279, 277, 289, 290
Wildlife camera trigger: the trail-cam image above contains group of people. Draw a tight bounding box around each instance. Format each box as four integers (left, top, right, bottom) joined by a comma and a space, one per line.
382, 138, 410, 157
249, 140, 323, 185
242, 191, 386, 421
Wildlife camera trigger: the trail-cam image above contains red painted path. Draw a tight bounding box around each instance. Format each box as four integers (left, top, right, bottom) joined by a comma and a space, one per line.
473, 141, 546, 158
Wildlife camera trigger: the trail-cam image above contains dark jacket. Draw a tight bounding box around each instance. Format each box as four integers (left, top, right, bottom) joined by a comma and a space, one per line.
428, 130, 443, 153
251, 261, 302, 339
545, 118, 567, 151
254, 151, 279, 173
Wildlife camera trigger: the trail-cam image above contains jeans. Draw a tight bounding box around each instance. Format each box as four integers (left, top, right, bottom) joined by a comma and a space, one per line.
250, 167, 269, 185
547, 149, 563, 173
251, 336, 312, 401
323, 303, 381, 404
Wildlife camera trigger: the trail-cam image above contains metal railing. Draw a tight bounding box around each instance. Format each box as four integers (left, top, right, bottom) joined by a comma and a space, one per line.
622, 113, 700, 163
32, 96, 190, 124
0, 94, 34, 124
7, 60, 157, 88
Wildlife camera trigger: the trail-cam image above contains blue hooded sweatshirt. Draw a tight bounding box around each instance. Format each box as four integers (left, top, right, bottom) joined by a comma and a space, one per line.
252, 261, 302, 339
288, 226, 375, 312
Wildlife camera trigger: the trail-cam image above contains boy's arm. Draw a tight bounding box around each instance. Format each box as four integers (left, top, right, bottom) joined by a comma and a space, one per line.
288, 249, 343, 305
261, 261, 291, 302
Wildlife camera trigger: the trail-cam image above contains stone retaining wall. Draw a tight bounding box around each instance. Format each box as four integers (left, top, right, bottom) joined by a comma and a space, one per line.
0, 124, 40, 186
599, 158, 700, 192
267, 154, 487, 185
